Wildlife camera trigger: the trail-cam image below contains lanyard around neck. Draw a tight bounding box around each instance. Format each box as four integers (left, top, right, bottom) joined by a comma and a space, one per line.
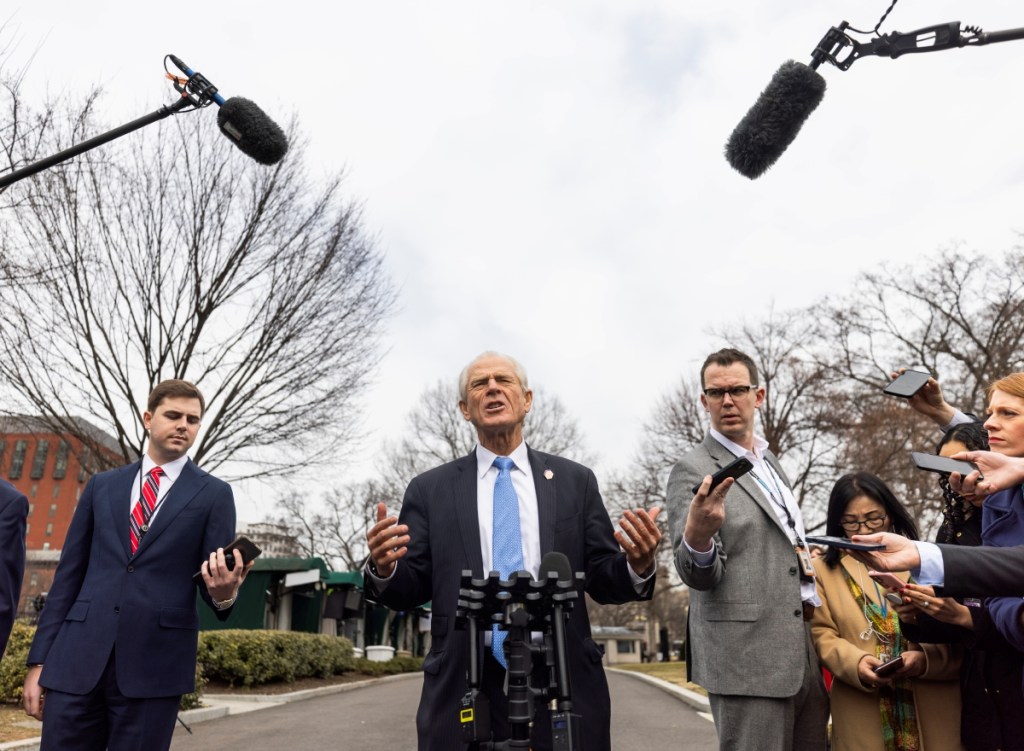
749, 462, 803, 545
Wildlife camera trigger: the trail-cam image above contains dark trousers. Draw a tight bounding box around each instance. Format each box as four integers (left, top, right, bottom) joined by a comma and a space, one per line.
40, 651, 181, 751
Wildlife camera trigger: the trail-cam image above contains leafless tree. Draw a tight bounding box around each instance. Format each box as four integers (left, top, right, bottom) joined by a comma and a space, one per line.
269, 482, 387, 570
815, 247, 1024, 413
0, 90, 395, 480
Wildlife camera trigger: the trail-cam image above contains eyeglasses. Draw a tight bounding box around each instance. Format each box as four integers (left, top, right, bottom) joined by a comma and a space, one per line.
839, 513, 888, 533
703, 385, 758, 401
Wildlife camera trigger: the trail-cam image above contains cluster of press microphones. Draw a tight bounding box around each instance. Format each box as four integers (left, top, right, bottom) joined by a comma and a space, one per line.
726, 19, 1024, 179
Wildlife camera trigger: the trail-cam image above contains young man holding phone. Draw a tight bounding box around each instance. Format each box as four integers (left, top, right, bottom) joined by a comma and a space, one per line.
23, 380, 250, 751
667, 348, 828, 751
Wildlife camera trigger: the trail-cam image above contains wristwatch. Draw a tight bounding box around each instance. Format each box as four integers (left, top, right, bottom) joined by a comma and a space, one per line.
212, 594, 236, 610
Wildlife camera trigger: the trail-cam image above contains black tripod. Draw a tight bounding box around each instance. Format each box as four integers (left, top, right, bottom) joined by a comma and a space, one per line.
456, 552, 584, 751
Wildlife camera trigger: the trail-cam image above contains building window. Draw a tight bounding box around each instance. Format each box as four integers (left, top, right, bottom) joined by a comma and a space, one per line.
9, 440, 27, 480
25, 523, 29, 536
29, 573, 38, 588
615, 640, 637, 654
42, 542, 49, 551
27, 503, 33, 517
30, 485, 37, 498
49, 504, 57, 518
30, 440, 49, 480
45, 523, 53, 537
53, 440, 70, 480
77, 449, 91, 483
52, 484, 60, 498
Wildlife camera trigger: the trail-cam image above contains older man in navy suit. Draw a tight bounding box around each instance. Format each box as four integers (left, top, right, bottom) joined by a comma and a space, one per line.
0, 478, 27, 656
366, 351, 662, 751
23, 380, 250, 751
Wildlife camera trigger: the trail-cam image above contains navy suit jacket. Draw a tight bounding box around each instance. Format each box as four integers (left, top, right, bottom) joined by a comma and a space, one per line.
365, 447, 651, 751
28, 459, 235, 698
0, 480, 27, 656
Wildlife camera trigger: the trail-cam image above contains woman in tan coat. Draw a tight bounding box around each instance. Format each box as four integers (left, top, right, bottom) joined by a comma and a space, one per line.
812, 472, 962, 751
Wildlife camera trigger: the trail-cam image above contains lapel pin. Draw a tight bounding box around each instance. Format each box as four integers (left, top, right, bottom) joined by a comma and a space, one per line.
544, 469, 554, 480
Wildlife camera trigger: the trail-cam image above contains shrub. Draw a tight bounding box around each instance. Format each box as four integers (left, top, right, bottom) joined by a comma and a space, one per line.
354, 655, 423, 677
197, 630, 356, 687
0, 621, 35, 703
179, 661, 207, 711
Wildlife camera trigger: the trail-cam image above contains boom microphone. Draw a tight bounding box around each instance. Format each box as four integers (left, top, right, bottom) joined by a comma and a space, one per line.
216, 98, 289, 165
724, 61, 826, 180
168, 55, 289, 166
725, 19, 1024, 179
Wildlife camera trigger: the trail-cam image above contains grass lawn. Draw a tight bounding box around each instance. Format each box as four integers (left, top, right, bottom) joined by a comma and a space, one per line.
614, 662, 708, 696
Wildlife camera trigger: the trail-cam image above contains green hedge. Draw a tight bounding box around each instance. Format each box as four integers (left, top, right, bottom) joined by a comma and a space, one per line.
0, 622, 34, 704
0, 621, 205, 710
0, 624, 418, 703
196, 629, 357, 687
354, 655, 423, 677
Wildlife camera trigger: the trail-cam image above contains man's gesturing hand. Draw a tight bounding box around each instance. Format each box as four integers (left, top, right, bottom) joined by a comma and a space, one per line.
367, 502, 409, 578
615, 507, 662, 577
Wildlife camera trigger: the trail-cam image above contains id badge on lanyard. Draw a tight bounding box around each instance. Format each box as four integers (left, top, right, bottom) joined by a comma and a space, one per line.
795, 544, 816, 583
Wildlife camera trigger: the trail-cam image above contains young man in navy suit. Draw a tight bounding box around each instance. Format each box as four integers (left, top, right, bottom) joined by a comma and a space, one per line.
0, 478, 27, 657
22, 380, 250, 751
366, 351, 662, 751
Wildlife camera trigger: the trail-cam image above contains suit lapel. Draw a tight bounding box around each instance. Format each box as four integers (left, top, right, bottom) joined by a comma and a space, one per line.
132, 459, 206, 559
704, 435, 791, 540
107, 462, 143, 560
528, 447, 556, 556
453, 452, 485, 576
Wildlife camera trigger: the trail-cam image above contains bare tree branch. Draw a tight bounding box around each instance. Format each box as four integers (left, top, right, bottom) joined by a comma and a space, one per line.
0, 90, 395, 480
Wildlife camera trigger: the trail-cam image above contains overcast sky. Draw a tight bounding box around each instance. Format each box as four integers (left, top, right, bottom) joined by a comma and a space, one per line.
8, 1, 1024, 520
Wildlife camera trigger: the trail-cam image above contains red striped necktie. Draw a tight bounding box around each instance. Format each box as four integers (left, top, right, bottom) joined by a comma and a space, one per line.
129, 466, 164, 553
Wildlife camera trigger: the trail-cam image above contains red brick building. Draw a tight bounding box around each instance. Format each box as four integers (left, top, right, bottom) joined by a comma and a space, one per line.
0, 416, 127, 616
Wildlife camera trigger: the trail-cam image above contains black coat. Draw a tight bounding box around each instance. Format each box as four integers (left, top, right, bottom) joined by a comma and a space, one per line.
365, 448, 651, 751
903, 513, 1024, 751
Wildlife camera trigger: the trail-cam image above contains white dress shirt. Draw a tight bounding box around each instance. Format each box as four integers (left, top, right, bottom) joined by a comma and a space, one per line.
474, 442, 541, 577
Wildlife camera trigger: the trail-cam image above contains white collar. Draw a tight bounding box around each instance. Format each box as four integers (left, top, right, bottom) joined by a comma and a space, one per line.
475, 441, 530, 478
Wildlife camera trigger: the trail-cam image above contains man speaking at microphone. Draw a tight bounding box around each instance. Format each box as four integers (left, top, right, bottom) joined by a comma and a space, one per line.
366, 351, 661, 751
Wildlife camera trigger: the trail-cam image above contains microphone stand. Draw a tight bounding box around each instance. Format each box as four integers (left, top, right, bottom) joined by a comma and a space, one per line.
548, 582, 582, 750
0, 55, 218, 191
456, 568, 582, 751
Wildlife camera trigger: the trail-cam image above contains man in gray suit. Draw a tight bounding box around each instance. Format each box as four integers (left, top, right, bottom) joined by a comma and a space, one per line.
667, 348, 828, 751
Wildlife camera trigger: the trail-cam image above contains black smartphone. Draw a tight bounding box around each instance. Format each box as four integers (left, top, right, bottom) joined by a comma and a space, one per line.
883, 370, 931, 399
193, 535, 263, 584
910, 451, 979, 477
804, 535, 886, 552
692, 456, 754, 495
873, 655, 904, 678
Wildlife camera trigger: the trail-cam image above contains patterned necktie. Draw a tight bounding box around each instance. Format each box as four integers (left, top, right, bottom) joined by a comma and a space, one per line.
491, 456, 524, 669
129, 466, 164, 554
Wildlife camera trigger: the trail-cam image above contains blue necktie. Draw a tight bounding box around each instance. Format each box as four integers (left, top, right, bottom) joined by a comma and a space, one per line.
491, 456, 524, 668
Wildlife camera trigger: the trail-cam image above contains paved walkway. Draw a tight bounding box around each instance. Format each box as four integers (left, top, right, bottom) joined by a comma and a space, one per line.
0, 668, 718, 750
169, 669, 717, 750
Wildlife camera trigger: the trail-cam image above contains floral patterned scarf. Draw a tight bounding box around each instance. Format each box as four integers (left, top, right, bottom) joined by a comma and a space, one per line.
843, 567, 920, 751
